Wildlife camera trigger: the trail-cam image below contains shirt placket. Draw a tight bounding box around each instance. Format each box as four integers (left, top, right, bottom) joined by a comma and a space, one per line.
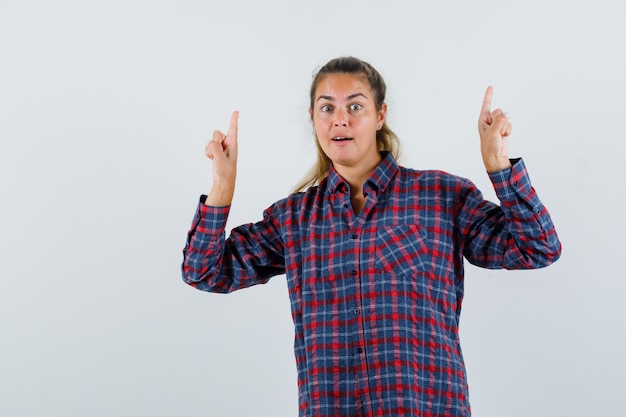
333, 186, 365, 416
350, 225, 367, 416
350, 190, 379, 416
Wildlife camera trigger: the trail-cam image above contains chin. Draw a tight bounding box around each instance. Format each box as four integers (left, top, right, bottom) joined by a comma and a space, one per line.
327, 152, 355, 165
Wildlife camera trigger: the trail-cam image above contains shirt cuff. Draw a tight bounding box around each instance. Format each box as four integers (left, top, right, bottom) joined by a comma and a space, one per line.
192, 195, 231, 235
488, 158, 533, 202
488, 158, 552, 233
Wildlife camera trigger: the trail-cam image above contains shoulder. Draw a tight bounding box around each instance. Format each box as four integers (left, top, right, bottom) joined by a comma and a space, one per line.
273, 181, 324, 210
264, 181, 327, 227
396, 165, 476, 191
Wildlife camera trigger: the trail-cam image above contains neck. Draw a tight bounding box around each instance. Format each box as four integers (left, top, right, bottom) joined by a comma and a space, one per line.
335, 155, 382, 198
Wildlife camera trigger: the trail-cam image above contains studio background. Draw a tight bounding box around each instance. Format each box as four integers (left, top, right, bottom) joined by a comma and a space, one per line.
1, 1, 624, 416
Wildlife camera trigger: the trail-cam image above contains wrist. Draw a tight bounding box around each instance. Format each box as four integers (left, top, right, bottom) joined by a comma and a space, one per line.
483, 156, 512, 173
205, 181, 235, 206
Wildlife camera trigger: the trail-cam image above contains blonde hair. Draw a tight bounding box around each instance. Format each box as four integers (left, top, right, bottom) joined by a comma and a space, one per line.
293, 56, 401, 193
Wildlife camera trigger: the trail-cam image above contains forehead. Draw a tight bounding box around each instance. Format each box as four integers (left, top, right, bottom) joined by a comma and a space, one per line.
315, 73, 372, 99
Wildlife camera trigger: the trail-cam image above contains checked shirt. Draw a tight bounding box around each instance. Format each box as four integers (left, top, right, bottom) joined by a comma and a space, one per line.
182, 154, 561, 417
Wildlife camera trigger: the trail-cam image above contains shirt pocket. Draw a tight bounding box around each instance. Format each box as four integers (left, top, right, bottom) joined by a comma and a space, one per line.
374, 224, 430, 275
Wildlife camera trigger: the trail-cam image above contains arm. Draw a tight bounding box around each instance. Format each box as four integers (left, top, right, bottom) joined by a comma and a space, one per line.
181, 112, 286, 292
459, 88, 561, 269
459, 159, 561, 269
182, 201, 286, 293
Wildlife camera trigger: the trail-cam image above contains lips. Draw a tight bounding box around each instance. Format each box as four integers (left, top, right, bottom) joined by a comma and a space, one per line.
331, 137, 353, 142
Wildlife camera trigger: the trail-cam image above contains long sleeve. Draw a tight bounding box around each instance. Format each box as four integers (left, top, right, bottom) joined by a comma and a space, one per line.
181, 197, 286, 293
178, 154, 563, 416
459, 158, 562, 269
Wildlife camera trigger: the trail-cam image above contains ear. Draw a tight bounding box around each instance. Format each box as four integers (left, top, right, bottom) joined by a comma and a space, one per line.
308, 107, 313, 120
377, 103, 387, 130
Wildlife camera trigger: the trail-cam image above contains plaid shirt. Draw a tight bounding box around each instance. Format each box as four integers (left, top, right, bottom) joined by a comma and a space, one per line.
182, 154, 561, 417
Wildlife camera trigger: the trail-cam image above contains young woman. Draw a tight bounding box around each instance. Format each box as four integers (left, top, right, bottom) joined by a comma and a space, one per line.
182, 56, 561, 417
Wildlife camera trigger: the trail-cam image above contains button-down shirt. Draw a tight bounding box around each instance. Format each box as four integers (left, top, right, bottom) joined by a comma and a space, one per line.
182, 154, 561, 417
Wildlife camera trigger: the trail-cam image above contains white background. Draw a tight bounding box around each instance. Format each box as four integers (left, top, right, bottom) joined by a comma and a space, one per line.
1, 1, 624, 416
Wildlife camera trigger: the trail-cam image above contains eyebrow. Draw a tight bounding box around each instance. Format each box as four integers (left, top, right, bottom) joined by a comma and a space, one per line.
316, 92, 368, 103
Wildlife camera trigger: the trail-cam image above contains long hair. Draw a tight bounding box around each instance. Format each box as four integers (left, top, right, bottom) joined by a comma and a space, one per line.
292, 56, 401, 193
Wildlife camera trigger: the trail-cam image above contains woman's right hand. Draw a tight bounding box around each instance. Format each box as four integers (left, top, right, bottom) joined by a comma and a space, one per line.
204, 111, 239, 206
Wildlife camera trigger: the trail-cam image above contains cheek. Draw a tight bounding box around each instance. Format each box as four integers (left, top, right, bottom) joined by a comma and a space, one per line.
313, 118, 330, 137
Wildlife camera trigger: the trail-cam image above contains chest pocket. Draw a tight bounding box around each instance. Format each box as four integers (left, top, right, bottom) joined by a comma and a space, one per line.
375, 224, 431, 275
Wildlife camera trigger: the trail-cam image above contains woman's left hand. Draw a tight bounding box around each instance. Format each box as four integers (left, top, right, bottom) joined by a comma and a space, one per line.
478, 86, 513, 173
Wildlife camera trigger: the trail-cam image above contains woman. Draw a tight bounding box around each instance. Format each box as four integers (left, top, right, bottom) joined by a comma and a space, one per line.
182, 56, 561, 417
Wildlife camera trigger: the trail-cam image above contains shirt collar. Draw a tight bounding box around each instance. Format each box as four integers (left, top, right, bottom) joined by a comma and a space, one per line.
366, 151, 399, 195
327, 152, 399, 197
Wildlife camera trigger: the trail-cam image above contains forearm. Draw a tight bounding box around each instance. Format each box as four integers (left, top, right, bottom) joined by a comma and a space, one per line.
491, 160, 561, 268
462, 159, 562, 269
181, 200, 286, 293
181, 203, 234, 292
482, 155, 512, 173
204, 180, 236, 207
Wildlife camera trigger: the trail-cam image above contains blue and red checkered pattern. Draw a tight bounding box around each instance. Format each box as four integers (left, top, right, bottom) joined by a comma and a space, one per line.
182, 154, 561, 417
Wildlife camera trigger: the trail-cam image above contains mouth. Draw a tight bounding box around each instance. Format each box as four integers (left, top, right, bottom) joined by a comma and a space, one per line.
331, 137, 353, 142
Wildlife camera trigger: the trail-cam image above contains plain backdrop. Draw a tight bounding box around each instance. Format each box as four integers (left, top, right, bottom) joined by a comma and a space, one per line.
1, 1, 624, 416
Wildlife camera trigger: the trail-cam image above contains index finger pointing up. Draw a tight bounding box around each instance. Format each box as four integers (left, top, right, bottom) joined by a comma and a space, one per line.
227, 111, 239, 138
481, 86, 494, 115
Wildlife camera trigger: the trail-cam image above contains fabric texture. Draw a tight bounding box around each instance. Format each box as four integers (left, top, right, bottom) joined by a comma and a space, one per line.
182, 154, 561, 417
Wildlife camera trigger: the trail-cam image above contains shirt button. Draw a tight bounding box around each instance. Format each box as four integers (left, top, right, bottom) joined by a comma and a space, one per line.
353, 308, 360, 315
357, 347, 363, 354
351, 233, 358, 239
343, 203, 349, 209
351, 270, 357, 275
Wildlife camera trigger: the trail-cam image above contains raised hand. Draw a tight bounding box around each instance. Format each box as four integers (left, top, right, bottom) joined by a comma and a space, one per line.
204, 111, 239, 206
478, 87, 512, 173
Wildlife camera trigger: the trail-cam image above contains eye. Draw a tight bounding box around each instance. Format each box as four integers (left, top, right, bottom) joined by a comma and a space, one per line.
349, 103, 363, 111
320, 105, 333, 113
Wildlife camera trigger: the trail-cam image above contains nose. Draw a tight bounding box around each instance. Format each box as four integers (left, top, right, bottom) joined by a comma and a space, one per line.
333, 108, 348, 127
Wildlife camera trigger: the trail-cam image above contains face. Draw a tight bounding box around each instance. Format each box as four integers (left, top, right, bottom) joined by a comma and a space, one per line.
310, 73, 387, 175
